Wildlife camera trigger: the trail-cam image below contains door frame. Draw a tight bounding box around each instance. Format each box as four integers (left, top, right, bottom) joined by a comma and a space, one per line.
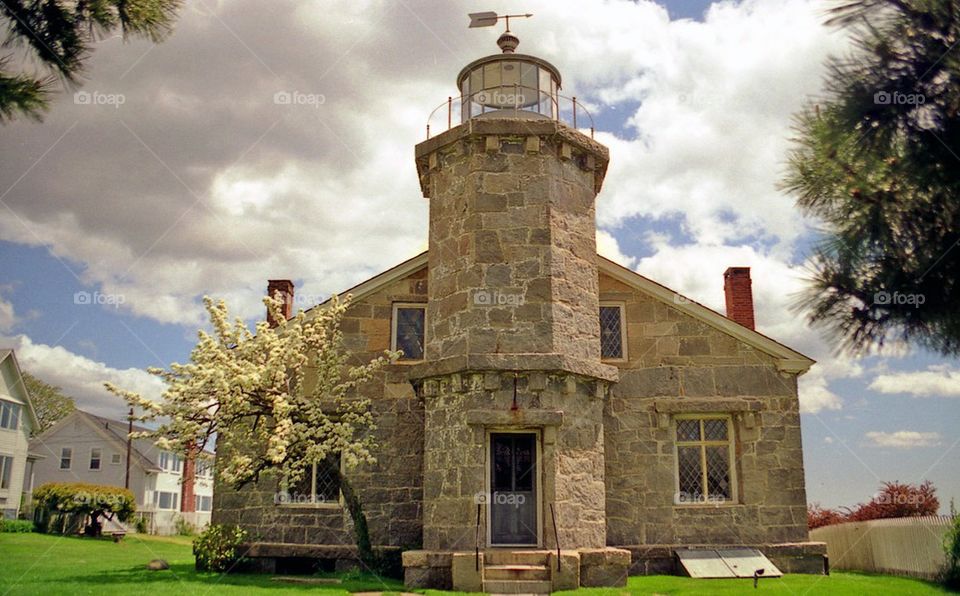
485, 428, 543, 548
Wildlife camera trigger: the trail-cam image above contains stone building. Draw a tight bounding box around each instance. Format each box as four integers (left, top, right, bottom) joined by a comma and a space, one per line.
212, 30, 826, 592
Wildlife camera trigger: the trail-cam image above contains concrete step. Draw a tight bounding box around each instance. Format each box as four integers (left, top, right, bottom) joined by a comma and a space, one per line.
484, 564, 550, 581
484, 550, 551, 566
482, 579, 552, 594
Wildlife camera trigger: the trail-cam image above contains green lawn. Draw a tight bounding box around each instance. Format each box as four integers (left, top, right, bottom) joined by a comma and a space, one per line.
0, 532, 952, 595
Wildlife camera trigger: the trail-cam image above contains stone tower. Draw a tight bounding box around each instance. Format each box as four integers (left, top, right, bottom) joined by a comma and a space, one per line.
407, 28, 626, 589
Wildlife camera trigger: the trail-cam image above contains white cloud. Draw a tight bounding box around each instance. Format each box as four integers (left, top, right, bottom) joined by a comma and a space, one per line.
2, 334, 165, 419
0, 297, 14, 333
597, 230, 636, 268
865, 431, 943, 449
868, 365, 960, 398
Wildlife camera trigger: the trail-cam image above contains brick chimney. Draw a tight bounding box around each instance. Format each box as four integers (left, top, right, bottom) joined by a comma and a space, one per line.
723, 267, 755, 330
267, 279, 294, 327
180, 455, 196, 513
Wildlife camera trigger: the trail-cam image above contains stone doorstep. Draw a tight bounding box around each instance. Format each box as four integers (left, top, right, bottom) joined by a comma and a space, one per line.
482, 579, 553, 595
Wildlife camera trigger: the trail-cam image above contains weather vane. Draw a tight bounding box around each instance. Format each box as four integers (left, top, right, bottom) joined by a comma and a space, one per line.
468, 11, 533, 33
468, 12, 533, 53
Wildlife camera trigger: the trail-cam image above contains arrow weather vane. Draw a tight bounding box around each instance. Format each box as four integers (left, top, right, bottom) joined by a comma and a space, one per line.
468, 11, 533, 33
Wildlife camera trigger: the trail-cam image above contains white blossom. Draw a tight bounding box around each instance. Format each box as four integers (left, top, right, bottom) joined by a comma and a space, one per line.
106, 294, 398, 488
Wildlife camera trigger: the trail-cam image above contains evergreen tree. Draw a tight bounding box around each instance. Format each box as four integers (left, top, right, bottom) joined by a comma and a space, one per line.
783, 0, 960, 355
1, 0, 181, 122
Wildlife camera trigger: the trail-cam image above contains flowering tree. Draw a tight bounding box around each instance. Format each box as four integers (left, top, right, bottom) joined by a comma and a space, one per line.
106, 294, 397, 492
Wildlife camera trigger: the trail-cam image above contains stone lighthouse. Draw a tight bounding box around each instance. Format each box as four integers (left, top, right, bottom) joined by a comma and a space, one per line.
404, 23, 630, 591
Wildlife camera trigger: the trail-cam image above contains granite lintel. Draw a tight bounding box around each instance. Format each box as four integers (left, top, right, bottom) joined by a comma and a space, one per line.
465, 409, 563, 427
406, 353, 620, 383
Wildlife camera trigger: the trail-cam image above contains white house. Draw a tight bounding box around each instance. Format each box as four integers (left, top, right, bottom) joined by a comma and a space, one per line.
29, 409, 214, 534
0, 349, 40, 519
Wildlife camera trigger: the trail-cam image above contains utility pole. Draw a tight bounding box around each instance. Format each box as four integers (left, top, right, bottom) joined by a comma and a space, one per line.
124, 406, 133, 489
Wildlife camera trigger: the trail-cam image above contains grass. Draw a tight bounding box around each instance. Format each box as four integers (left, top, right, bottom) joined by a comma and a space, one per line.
0, 532, 404, 595
0, 532, 952, 595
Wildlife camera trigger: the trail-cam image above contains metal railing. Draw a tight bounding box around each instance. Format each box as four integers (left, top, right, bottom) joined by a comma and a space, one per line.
425, 85, 595, 140
550, 503, 561, 571
475, 502, 482, 571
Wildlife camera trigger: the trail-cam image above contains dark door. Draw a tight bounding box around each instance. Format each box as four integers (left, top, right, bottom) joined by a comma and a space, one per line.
490, 433, 538, 545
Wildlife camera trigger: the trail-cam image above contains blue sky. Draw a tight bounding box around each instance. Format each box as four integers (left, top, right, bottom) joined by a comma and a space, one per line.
1, 0, 957, 513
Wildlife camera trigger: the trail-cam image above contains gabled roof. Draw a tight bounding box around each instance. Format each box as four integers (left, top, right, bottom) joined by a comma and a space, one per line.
0, 348, 42, 431
303, 250, 814, 374
595, 256, 815, 374
31, 410, 167, 472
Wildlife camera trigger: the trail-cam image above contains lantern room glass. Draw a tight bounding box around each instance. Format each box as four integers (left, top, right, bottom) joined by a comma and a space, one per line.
459, 57, 560, 123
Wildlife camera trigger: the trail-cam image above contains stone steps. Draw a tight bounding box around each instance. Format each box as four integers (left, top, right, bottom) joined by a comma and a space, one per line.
484, 564, 551, 581
482, 579, 552, 594
482, 550, 552, 594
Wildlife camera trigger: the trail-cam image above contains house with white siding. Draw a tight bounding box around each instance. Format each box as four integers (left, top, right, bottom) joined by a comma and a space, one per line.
29, 409, 214, 534
0, 349, 40, 519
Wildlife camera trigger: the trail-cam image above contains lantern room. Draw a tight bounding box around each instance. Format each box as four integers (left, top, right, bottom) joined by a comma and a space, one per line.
456, 32, 561, 122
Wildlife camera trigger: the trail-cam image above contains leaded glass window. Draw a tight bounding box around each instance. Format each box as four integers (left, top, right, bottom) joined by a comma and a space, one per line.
599, 304, 625, 359
288, 454, 341, 505
675, 416, 735, 504
392, 304, 426, 361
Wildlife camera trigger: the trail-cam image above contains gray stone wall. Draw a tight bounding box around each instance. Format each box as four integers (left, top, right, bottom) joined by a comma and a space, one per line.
416, 119, 608, 363
212, 270, 427, 550
417, 370, 608, 551
599, 273, 810, 548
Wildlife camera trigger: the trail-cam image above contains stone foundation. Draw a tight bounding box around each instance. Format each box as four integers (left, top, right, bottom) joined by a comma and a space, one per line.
402, 547, 631, 591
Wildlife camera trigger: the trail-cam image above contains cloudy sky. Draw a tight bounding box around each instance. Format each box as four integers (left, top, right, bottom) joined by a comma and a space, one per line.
1, 0, 957, 511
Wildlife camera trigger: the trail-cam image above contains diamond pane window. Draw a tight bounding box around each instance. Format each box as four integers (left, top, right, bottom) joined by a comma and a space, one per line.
705, 446, 732, 499
674, 416, 736, 504
393, 304, 426, 361
287, 454, 341, 505
599, 305, 624, 359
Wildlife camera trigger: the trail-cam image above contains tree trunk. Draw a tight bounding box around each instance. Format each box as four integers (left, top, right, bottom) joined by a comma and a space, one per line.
335, 469, 375, 569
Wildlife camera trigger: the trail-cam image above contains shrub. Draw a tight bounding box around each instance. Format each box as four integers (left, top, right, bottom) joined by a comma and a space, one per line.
808, 503, 845, 529
134, 514, 149, 534
0, 519, 34, 532
174, 515, 196, 536
846, 481, 939, 522
943, 515, 960, 590
193, 524, 248, 572
32, 482, 135, 537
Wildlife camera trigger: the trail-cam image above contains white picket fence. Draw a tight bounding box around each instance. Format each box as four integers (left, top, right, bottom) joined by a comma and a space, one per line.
810, 515, 955, 580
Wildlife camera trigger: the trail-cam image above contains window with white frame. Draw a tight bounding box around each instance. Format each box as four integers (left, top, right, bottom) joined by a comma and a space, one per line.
155, 491, 179, 510
89, 448, 101, 470
391, 303, 426, 361
284, 454, 341, 505
196, 460, 212, 478
59, 447, 72, 470
599, 303, 626, 360
159, 451, 182, 473
0, 455, 12, 489
674, 415, 736, 504
0, 401, 20, 430
111, 453, 122, 465
195, 495, 213, 511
